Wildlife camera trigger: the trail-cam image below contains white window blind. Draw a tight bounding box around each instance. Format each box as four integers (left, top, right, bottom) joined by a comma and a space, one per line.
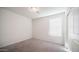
49, 13, 63, 37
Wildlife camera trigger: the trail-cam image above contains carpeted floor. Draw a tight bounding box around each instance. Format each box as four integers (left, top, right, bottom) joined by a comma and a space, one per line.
0, 38, 66, 52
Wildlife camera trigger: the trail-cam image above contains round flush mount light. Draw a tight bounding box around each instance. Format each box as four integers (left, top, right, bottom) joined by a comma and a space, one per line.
28, 7, 40, 13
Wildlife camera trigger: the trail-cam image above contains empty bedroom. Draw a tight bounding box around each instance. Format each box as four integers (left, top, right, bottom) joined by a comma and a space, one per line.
0, 7, 79, 52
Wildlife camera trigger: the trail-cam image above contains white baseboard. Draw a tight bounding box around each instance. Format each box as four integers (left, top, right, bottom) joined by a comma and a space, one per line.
0, 37, 32, 48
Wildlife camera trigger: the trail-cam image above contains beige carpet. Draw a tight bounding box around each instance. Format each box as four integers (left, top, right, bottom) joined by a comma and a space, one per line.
0, 38, 66, 52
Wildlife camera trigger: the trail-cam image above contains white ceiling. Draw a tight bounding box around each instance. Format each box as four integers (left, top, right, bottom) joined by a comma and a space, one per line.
4, 7, 67, 19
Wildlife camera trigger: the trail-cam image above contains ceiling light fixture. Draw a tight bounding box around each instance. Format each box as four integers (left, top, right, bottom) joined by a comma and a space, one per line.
28, 7, 40, 13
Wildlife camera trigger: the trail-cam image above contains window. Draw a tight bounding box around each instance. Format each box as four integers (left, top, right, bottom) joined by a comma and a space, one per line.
49, 13, 63, 37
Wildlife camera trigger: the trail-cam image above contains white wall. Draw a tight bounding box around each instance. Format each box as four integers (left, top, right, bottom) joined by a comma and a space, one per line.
33, 17, 49, 41
0, 8, 32, 47
33, 12, 65, 45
